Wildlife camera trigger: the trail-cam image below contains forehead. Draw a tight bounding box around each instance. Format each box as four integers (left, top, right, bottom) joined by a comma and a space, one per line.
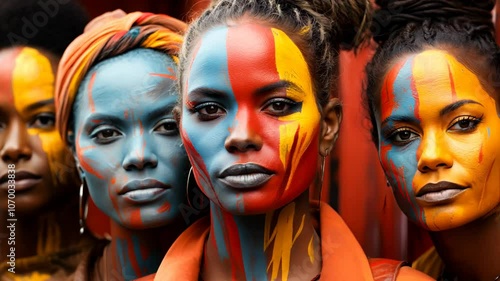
386, 50, 489, 105
187, 23, 310, 94
0, 47, 55, 107
79, 48, 178, 105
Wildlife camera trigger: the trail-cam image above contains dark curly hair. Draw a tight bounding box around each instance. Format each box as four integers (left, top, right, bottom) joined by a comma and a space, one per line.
365, 0, 500, 145
0, 0, 89, 56
179, 0, 372, 107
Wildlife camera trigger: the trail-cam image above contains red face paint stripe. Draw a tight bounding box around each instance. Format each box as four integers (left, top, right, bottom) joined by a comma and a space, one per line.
277, 128, 300, 200
88, 72, 97, 113
409, 71, 420, 121
380, 60, 406, 120
127, 238, 143, 276
222, 212, 245, 279
226, 25, 281, 167
0, 48, 22, 104
76, 128, 104, 179
447, 63, 457, 102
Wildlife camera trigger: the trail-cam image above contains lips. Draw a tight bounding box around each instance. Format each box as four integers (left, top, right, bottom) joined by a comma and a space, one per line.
416, 181, 468, 204
0, 171, 42, 191
218, 163, 273, 189
119, 179, 170, 203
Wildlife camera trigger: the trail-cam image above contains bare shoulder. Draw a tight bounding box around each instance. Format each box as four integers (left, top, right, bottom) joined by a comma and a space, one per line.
396, 266, 436, 280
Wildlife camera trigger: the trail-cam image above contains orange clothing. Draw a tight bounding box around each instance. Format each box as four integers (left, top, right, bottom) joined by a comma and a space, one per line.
142, 203, 433, 281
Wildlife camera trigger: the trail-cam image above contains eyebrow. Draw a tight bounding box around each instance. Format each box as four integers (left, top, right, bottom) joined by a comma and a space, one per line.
255, 80, 302, 96
188, 80, 303, 99
146, 103, 175, 122
25, 99, 54, 112
85, 114, 124, 127
188, 88, 227, 100
381, 115, 419, 128
439, 99, 483, 117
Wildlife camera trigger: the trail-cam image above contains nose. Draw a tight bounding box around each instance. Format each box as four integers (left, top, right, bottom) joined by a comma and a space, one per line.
224, 110, 263, 153
417, 132, 453, 173
122, 134, 158, 171
1, 120, 32, 163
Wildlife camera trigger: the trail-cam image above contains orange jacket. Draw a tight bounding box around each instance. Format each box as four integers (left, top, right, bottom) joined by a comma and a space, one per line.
139, 203, 433, 281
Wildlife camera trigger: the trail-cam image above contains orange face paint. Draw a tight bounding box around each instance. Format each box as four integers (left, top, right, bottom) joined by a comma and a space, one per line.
378, 50, 500, 231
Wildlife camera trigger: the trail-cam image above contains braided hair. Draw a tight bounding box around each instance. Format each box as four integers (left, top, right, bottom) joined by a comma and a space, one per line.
365, 0, 500, 145
179, 0, 372, 107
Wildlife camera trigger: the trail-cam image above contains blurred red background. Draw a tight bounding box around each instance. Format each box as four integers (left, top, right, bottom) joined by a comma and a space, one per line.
78, 0, 500, 263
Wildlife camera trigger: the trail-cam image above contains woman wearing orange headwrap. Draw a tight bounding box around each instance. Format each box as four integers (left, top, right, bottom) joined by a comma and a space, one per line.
55, 11, 198, 280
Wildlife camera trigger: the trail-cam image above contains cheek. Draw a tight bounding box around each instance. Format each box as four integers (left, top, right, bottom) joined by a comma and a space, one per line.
28, 129, 74, 185
379, 141, 424, 223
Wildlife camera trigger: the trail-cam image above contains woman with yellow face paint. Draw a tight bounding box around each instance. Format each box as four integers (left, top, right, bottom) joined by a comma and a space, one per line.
366, 0, 500, 280
148, 0, 433, 280
0, 1, 92, 280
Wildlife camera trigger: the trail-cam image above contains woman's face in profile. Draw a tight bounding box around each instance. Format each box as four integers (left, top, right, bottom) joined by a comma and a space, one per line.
180, 23, 321, 215
72, 48, 190, 229
377, 49, 500, 231
0, 47, 77, 215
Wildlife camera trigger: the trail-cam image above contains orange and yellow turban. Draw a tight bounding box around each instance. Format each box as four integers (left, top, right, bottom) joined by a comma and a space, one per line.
55, 11, 186, 143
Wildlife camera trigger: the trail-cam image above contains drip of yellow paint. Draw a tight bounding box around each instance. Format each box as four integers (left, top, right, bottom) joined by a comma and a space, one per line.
307, 236, 314, 264
264, 202, 305, 281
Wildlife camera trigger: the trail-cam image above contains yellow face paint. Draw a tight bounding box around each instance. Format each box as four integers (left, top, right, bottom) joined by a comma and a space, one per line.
273, 28, 321, 194
12, 47, 75, 187
379, 49, 500, 231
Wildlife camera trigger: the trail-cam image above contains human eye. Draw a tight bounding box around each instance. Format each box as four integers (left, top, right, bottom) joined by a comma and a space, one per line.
153, 119, 178, 136
387, 127, 420, 146
193, 102, 226, 121
90, 126, 122, 144
447, 115, 481, 132
262, 98, 300, 117
29, 113, 55, 129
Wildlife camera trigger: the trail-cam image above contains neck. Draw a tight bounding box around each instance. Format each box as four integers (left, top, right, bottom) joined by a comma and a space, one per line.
430, 209, 500, 281
104, 218, 185, 281
203, 191, 321, 281
0, 191, 84, 260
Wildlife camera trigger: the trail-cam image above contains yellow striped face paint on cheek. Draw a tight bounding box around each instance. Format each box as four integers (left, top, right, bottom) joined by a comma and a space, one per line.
12, 47, 74, 187
379, 49, 500, 231
272, 28, 321, 195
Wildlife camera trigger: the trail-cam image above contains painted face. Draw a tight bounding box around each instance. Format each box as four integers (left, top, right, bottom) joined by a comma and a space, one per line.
181, 23, 321, 214
378, 50, 500, 231
0, 47, 77, 214
73, 48, 189, 229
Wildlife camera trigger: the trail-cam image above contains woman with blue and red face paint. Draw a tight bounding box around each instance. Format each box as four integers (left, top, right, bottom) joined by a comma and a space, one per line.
365, 0, 500, 280
54, 11, 197, 280
148, 0, 433, 280
0, 1, 94, 280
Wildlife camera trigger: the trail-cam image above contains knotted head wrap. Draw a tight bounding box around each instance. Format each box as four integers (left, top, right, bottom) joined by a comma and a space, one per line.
55, 11, 186, 143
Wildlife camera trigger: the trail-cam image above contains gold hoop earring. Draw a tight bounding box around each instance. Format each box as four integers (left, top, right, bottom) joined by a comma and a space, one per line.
319, 148, 329, 203
79, 180, 89, 234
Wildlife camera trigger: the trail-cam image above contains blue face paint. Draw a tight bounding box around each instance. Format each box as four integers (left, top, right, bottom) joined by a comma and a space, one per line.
378, 56, 425, 225
181, 26, 241, 212
72, 48, 189, 229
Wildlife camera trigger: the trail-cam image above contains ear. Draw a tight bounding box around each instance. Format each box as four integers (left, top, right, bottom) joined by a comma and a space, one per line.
67, 130, 86, 180
319, 98, 342, 156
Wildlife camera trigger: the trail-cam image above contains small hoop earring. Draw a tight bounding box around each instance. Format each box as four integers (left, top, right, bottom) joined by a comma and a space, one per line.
386, 179, 391, 188
79, 180, 89, 234
319, 148, 329, 203
186, 167, 194, 208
